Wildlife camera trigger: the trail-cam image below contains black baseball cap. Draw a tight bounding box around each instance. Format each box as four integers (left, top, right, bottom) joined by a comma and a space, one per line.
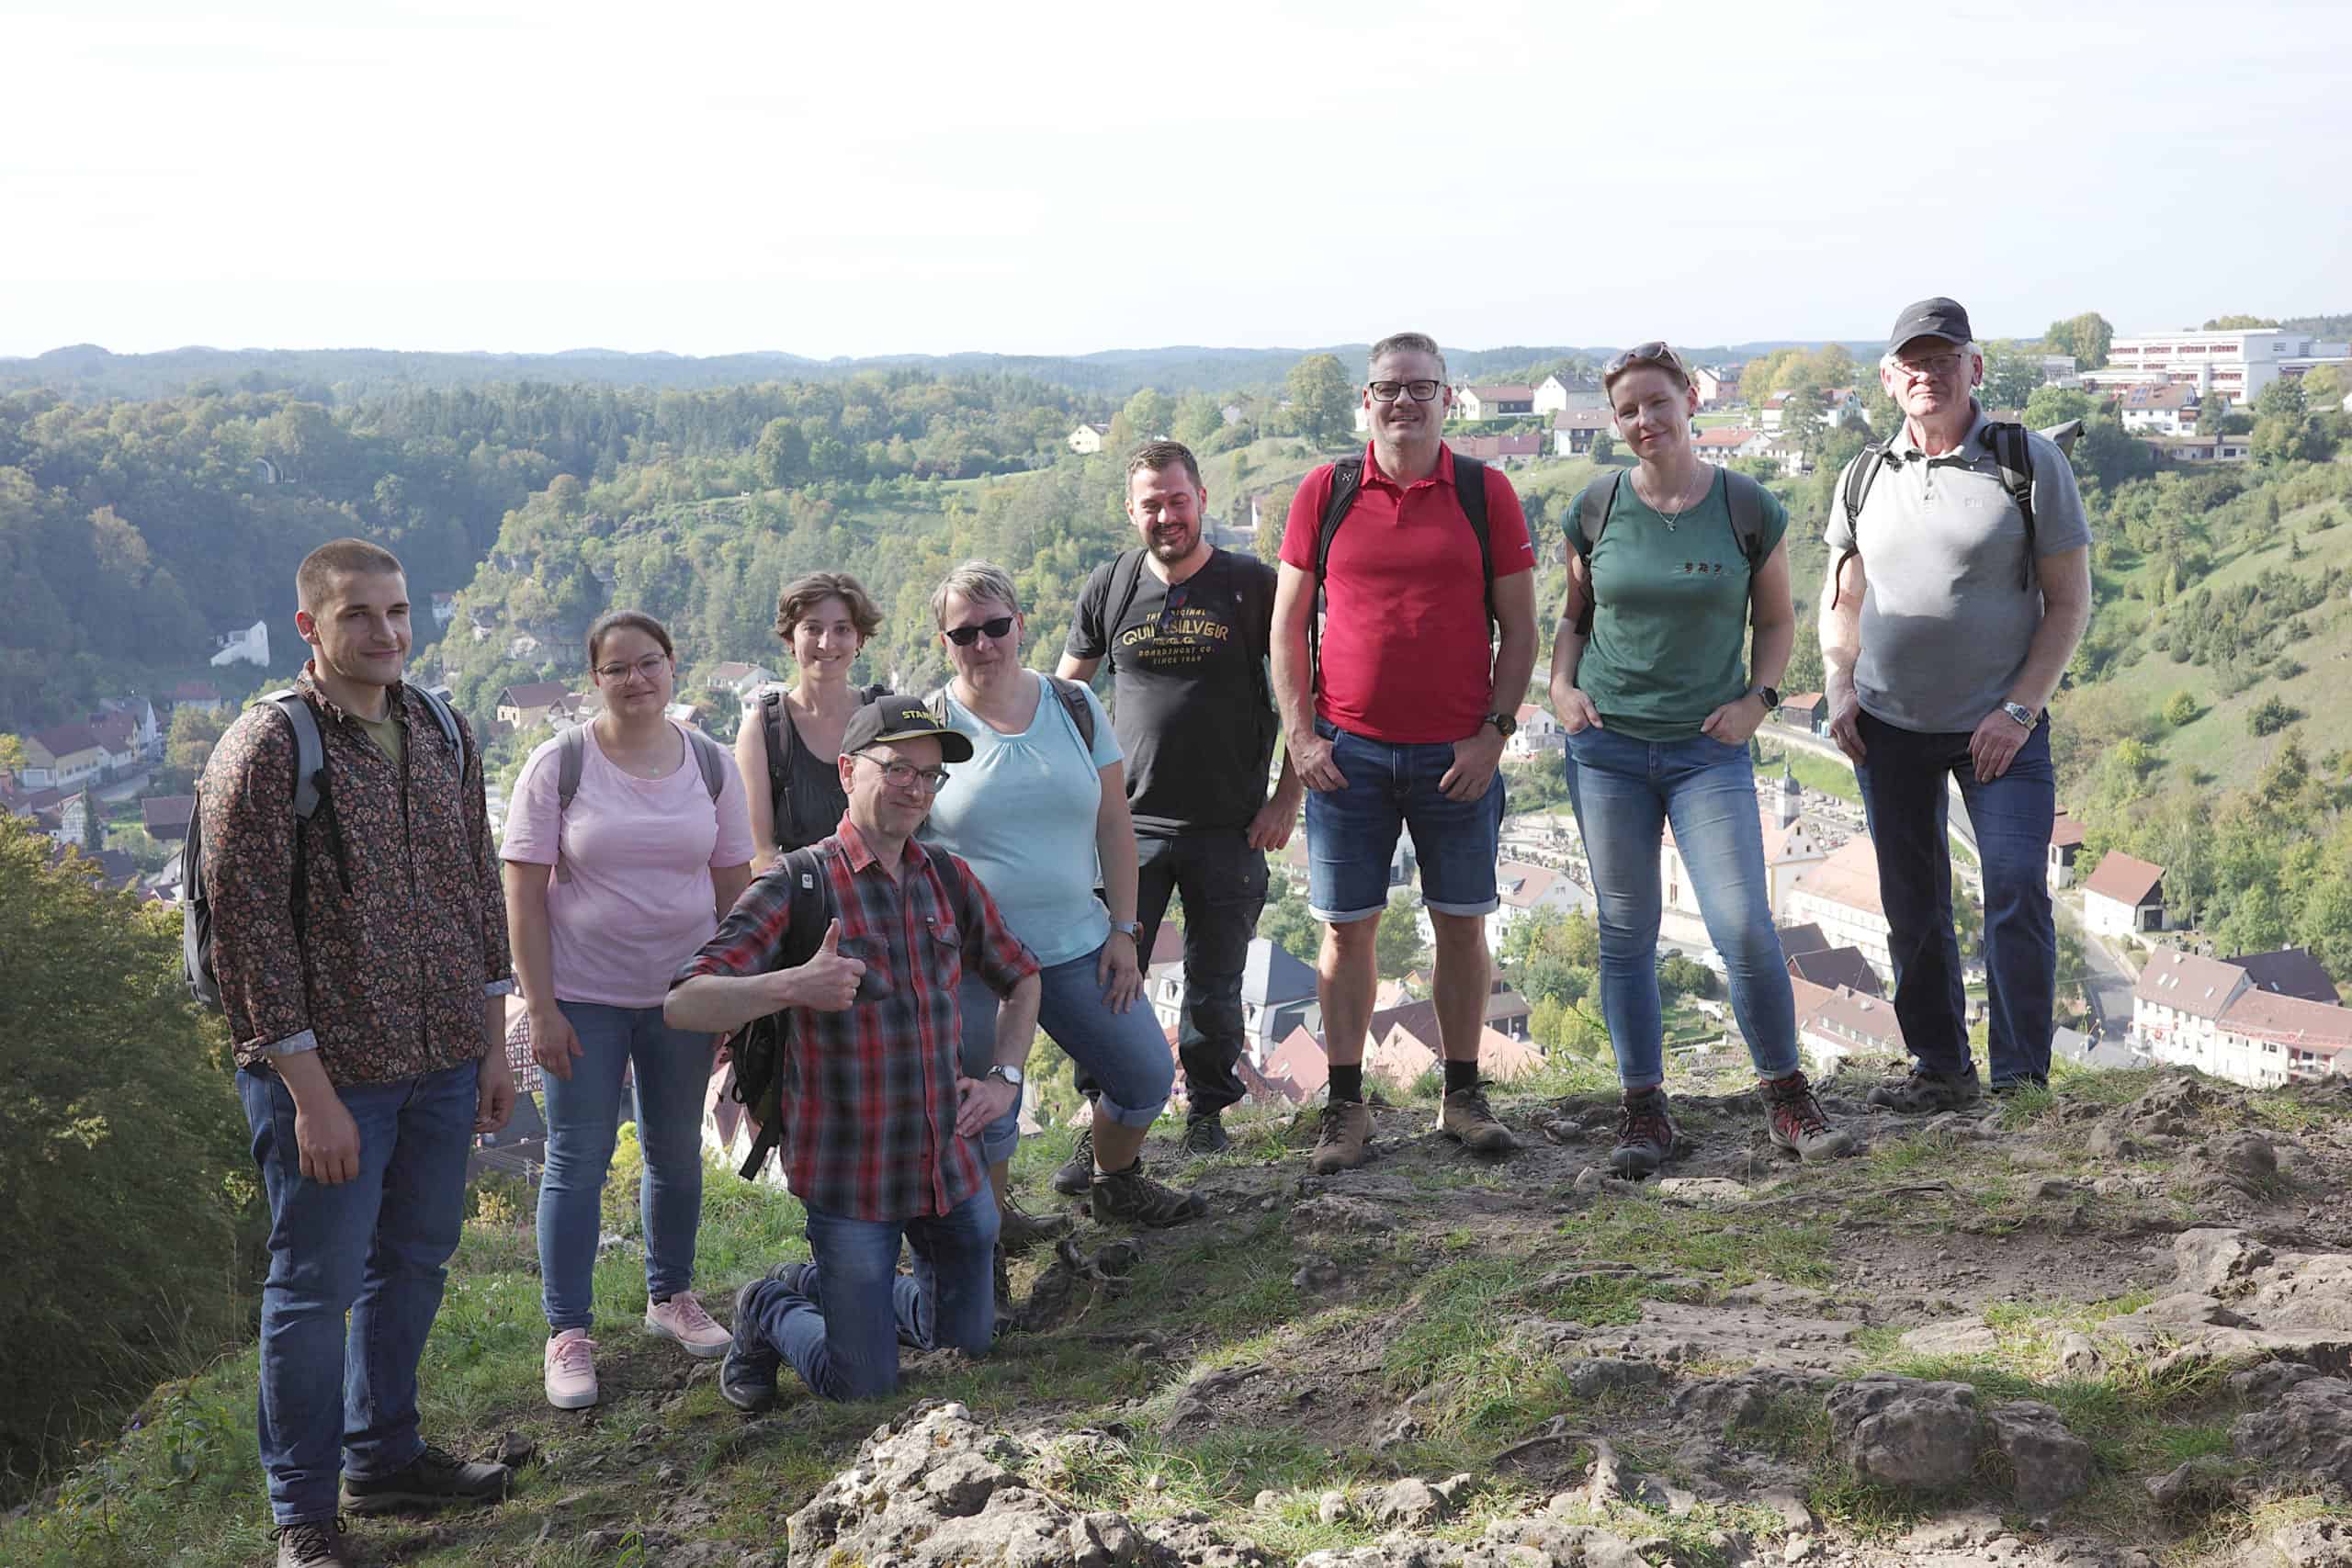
841, 694, 973, 762
1887, 297, 1973, 351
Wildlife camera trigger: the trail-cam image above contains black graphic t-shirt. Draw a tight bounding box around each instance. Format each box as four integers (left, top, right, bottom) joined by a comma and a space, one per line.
1066, 547, 1278, 838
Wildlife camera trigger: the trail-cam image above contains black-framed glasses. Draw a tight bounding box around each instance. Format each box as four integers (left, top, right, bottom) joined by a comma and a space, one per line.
943, 615, 1015, 647
1367, 379, 1442, 402
853, 751, 951, 793
1602, 340, 1689, 384
593, 652, 670, 682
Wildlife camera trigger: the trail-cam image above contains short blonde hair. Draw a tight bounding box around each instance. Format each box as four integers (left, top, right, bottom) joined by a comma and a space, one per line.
929, 560, 1021, 627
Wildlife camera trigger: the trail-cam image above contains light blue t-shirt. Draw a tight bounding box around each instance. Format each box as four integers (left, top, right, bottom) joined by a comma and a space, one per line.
927, 674, 1122, 968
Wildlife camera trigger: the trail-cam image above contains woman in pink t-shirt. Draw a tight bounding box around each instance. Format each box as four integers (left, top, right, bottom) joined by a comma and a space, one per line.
502, 611, 754, 1410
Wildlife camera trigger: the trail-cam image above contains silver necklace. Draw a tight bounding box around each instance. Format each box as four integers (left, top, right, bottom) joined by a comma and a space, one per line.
1640, 469, 1707, 531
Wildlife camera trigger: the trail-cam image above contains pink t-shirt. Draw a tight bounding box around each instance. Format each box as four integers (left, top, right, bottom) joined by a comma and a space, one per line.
502, 722, 755, 1009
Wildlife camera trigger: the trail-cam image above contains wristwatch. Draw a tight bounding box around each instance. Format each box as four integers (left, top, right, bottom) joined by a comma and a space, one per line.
1754, 684, 1781, 711
986, 1065, 1024, 1088
2000, 701, 2038, 728
1484, 710, 1518, 738
1108, 919, 1140, 939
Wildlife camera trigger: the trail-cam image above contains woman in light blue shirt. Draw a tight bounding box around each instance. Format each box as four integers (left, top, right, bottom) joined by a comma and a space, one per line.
924, 560, 1204, 1241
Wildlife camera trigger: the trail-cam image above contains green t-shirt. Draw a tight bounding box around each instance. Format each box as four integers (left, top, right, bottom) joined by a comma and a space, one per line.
355, 708, 404, 768
1564, 468, 1787, 741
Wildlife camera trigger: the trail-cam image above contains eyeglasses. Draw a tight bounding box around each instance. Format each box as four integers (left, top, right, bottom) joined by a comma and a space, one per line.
1367, 379, 1442, 402
593, 653, 670, 682
854, 751, 951, 793
943, 615, 1015, 647
1893, 350, 1966, 378
1602, 340, 1689, 385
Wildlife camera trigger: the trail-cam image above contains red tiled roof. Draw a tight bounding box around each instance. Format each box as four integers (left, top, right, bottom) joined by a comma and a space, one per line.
2134, 947, 2247, 1019
2050, 807, 2087, 849
31, 723, 104, 759
1264, 1026, 1329, 1096
2218, 988, 2352, 1051
1791, 836, 1883, 919
1693, 427, 1758, 447
2083, 851, 2165, 907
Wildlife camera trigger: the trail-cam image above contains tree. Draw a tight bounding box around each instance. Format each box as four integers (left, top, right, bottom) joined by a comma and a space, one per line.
1781, 387, 1826, 453
1376, 891, 1426, 979
0, 815, 259, 1487
1171, 392, 1225, 449
2043, 311, 2115, 371
2162, 690, 2199, 728
1258, 886, 1319, 965
2023, 387, 2096, 429
1982, 345, 2046, 411
2301, 364, 2347, 411
1657, 953, 1716, 1002
1121, 388, 1175, 445
166, 704, 231, 772
752, 417, 809, 490
1256, 479, 1296, 566
2202, 314, 2279, 330
0, 733, 23, 777
1590, 432, 1616, 464
2247, 696, 2301, 737
1286, 355, 1355, 448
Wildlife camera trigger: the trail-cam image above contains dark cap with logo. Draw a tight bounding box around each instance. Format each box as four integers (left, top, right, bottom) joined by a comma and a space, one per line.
841, 694, 974, 762
1887, 297, 1973, 352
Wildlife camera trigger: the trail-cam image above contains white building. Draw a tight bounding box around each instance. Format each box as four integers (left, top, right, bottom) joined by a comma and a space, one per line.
1552, 408, 1615, 457
1487, 860, 1593, 952
2115, 383, 2200, 435
1785, 836, 1893, 984
2082, 851, 2165, 939
1691, 427, 1761, 466
2132, 948, 2351, 1087
2102, 327, 2351, 406
1692, 367, 1739, 409
1534, 375, 1605, 417
2141, 434, 2253, 464
1453, 385, 1536, 422
1663, 769, 1832, 925
1068, 423, 1109, 455
1507, 703, 1562, 759
209, 618, 269, 669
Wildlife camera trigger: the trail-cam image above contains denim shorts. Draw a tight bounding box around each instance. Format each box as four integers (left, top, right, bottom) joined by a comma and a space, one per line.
1305, 717, 1504, 923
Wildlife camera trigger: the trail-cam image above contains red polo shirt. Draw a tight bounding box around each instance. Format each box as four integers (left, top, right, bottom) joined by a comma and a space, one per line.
1281, 443, 1534, 744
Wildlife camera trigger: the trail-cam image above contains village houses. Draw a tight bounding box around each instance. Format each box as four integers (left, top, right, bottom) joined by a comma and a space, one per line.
2132, 946, 2350, 1087
1784, 835, 1893, 986
2082, 851, 2167, 939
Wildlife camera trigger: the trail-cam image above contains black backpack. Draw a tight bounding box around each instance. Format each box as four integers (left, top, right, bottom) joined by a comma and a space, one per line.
1307, 453, 1490, 693
1565, 467, 1772, 637
183, 684, 463, 1010
1095, 546, 1277, 743
1829, 419, 2083, 608
724, 841, 980, 1180
758, 682, 890, 843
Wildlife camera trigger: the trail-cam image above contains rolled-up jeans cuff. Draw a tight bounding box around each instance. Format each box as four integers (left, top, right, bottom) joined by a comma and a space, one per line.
1092, 1092, 1164, 1130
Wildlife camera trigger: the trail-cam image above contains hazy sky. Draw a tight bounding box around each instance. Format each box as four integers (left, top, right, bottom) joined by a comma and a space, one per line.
6, 0, 2348, 359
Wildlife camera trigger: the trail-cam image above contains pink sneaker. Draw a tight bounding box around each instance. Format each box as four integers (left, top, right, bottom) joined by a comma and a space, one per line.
644, 1290, 731, 1359
544, 1328, 598, 1409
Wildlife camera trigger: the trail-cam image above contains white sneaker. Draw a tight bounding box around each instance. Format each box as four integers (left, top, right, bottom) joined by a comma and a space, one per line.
544, 1328, 598, 1409
644, 1290, 731, 1358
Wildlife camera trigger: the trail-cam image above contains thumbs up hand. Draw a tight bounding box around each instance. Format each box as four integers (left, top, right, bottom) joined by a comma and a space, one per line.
786, 919, 866, 1012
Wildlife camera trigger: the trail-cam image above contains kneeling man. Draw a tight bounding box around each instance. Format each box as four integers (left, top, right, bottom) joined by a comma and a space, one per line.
666, 695, 1041, 1405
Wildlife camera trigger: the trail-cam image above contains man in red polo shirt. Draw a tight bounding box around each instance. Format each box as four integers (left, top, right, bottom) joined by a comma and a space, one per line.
1271, 330, 1540, 1173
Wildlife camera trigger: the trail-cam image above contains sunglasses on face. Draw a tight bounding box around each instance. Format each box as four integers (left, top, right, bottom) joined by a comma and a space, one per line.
1602, 340, 1689, 383
943, 615, 1015, 647
1367, 379, 1442, 402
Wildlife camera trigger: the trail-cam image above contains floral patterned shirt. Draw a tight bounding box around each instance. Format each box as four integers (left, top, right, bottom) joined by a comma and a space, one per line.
198, 667, 514, 1085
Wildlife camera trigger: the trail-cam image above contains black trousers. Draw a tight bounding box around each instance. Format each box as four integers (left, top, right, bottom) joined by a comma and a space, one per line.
1084, 829, 1269, 1119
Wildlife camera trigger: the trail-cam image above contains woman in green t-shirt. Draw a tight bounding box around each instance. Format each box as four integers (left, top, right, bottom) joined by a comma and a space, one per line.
1546, 342, 1854, 1179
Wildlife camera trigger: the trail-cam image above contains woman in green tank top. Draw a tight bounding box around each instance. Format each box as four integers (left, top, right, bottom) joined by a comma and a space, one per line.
1546, 342, 1854, 1180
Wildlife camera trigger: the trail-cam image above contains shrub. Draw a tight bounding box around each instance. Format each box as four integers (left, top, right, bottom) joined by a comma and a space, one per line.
2161, 691, 2198, 728
2247, 696, 2301, 737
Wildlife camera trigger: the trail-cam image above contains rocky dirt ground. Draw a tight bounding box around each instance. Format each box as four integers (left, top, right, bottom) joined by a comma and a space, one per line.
13, 1061, 2352, 1568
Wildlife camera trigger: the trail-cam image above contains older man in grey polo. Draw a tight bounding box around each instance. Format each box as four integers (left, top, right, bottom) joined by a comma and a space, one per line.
1820, 296, 2093, 1111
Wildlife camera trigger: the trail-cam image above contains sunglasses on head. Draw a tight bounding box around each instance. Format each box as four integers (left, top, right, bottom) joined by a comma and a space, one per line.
943, 615, 1015, 647
1602, 340, 1689, 383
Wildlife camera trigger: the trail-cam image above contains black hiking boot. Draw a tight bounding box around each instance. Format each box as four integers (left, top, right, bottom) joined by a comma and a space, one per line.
341, 1444, 513, 1514
719, 1280, 782, 1414
273, 1517, 354, 1568
1761, 1070, 1858, 1163
1051, 1127, 1096, 1197
1865, 1066, 1984, 1114
1089, 1157, 1207, 1227
1180, 1113, 1229, 1156
1608, 1089, 1679, 1179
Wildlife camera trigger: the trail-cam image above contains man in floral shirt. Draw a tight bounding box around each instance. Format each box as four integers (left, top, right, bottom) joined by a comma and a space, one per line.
199, 539, 516, 1568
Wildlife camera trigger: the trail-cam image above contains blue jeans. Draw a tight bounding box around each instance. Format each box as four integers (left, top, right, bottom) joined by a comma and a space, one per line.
1306, 717, 1504, 922
1854, 710, 2057, 1086
735, 1188, 998, 1401
238, 1061, 477, 1526
1563, 728, 1799, 1090
958, 943, 1176, 1163
537, 1001, 716, 1330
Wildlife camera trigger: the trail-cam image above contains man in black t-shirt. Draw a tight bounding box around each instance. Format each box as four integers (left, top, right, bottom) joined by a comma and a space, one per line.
1058, 440, 1303, 1159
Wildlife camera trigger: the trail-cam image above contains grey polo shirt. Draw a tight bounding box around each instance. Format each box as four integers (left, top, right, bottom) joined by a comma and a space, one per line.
1824, 405, 2090, 733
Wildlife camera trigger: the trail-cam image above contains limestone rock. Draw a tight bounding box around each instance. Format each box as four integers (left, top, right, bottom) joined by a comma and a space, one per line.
2054, 1331, 2106, 1378
2176, 1229, 2275, 1292
1985, 1399, 2094, 1510
1898, 1317, 1999, 1356
1657, 1177, 1750, 1205
2217, 1131, 2278, 1185
1287, 1195, 1393, 1235
2144, 1455, 2239, 1510
2231, 1376, 2352, 1493
2234, 1517, 2352, 1567
1823, 1375, 1982, 1489
1371, 1477, 1445, 1529
1566, 1357, 1667, 1400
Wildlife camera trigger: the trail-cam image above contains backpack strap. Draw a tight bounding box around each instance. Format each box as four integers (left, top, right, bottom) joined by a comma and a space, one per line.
1719, 468, 1772, 570
410, 684, 463, 758
555, 725, 587, 811
1830, 444, 1894, 609
1984, 421, 2038, 590
760, 687, 795, 832
685, 728, 729, 804
264, 691, 325, 820
1039, 672, 1097, 754
1101, 549, 1151, 676
1566, 472, 1623, 637
1307, 457, 1367, 694
1453, 453, 1496, 638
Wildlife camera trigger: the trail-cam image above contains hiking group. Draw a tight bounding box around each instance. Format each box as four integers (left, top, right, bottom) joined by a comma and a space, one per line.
193, 297, 2090, 1566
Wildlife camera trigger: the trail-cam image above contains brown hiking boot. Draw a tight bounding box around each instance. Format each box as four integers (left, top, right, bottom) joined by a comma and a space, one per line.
1864, 1066, 1983, 1114
998, 1194, 1071, 1254
1089, 1158, 1207, 1227
274, 1518, 354, 1568
1762, 1070, 1858, 1163
1608, 1088, 1679, 1179
1437, 1082, 1520, 1153
1309, 1099, 1373, 1174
